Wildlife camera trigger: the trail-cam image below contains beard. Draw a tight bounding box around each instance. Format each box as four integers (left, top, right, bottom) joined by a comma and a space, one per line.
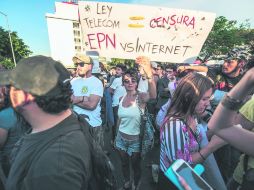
78, 73, 85, 77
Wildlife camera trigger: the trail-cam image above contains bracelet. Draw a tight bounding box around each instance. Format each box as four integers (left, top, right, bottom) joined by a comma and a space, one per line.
76, 96, 84, 104
198, 151, 206, 161
221, 94, 244, 111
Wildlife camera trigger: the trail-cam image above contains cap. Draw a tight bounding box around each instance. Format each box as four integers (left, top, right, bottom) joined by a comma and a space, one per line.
72, 53, 93, 65
0, 55, 71, 96
151, 61, 158, 69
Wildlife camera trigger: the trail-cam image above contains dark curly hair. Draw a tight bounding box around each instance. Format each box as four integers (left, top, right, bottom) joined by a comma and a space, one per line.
122, 68, 139, 82
34, 80, 73, 114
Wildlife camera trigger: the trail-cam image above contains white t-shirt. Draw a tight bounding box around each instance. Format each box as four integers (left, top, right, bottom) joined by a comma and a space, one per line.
71, 76, 103, 127
137, 78, 148, 93
110, 76, 126, 107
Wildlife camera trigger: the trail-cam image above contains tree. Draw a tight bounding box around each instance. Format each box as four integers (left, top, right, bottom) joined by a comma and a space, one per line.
239, 28, 254, 54
200, 16, 249, 61
109, 58, 135, 68
0, 26, 32, 68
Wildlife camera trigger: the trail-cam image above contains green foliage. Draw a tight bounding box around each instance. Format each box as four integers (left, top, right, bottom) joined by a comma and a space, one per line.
200, 16, 251, 61
0, 55, 14, 69
108, 58, 135, 68
239, 28, 254, 54
0, 26, 32, 66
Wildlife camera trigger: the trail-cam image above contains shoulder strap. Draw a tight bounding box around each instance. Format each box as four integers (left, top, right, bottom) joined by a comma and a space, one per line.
119, 94, 126, 105
185, 121, 201, 151
243, 154, 249, 174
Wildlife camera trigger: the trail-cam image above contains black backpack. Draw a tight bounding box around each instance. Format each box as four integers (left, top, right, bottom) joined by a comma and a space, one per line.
76, 114, 117, 190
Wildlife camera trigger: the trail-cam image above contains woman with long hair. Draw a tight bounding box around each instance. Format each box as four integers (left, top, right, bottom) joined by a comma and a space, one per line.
115, 56, 156, 190
158, 72, 226, 189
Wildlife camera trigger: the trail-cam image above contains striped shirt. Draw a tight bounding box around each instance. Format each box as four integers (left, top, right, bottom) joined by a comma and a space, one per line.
160, 118, 202, 172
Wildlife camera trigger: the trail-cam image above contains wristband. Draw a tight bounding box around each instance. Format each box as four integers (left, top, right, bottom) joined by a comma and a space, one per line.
221, 94, 244, 111
198, 151, 206, 161
76, 96, 84, 104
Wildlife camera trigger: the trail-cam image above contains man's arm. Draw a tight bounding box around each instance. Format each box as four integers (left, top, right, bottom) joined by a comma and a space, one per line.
234, 113, 254, 131
177, 65, 208, 73
208, 68, 254, 157
72, 94, 101, 111
108, 77, 119, 95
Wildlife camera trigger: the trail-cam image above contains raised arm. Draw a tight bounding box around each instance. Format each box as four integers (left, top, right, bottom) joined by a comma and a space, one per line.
177, 65, 208, 73
208, 67, 254, 156
135, 56, 156, 99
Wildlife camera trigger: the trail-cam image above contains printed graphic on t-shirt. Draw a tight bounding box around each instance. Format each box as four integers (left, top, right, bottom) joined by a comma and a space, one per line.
81, 86, 88, 94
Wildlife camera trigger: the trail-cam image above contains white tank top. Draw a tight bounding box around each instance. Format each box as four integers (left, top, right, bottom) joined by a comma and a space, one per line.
118, 95, 141, 135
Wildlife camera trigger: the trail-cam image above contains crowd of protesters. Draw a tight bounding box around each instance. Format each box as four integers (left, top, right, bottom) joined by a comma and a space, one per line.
0, 46, 254, 190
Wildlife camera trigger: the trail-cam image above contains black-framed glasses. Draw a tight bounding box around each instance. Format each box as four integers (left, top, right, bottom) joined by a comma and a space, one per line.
123, 79, 137, 84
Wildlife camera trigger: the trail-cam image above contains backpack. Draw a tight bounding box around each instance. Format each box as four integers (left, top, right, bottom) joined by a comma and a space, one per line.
76, 114, 117, 190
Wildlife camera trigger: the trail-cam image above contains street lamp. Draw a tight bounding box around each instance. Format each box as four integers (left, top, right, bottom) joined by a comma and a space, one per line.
0, 11, 16, 67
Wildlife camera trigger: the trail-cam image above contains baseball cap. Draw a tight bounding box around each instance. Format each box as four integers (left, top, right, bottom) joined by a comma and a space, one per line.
0, 55, 71, 96
72, 53, 93, 65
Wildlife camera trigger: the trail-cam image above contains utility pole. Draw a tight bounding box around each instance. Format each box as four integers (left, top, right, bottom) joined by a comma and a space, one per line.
0, 11, 16, 67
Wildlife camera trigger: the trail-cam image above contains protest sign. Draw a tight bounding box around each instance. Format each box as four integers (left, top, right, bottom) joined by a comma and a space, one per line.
79, 1, 216, 63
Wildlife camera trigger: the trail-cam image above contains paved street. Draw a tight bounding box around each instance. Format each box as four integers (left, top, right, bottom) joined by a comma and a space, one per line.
103, 127, 160, 190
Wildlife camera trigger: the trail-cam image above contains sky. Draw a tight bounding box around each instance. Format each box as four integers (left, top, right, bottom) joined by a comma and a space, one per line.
0, 0, 253, 56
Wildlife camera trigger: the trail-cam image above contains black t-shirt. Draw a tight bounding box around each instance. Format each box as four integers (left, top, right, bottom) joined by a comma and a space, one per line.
207, 64, 243, 92
6, 114, 92, 190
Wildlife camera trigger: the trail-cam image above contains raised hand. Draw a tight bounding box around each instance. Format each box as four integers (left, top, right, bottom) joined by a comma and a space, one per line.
135, 56, 153, 78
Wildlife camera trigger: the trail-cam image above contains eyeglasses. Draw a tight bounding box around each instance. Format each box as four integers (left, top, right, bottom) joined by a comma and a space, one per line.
123, 79, 137, 84
76, 62, 91, 67
165, 70, 174, 73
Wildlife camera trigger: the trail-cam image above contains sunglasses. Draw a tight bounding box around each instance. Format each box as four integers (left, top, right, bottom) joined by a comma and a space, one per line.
76, 62, 91, 67
123, 79, 137, 84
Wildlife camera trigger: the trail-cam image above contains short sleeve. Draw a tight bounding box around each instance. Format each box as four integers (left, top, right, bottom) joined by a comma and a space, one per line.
0, 107, 17, 130
239, 98, 254, 123
162, 120, 192, 163
91, 77, 104, 97
109, 77, 120, 90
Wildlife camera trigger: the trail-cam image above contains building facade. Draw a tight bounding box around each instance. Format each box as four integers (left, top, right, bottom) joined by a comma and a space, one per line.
46, 1, 84, 68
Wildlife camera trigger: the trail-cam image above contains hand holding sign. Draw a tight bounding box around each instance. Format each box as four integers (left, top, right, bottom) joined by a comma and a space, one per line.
135, 56, 153, 79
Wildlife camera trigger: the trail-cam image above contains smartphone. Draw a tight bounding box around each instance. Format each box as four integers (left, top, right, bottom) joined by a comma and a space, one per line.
171, 159, 213, 190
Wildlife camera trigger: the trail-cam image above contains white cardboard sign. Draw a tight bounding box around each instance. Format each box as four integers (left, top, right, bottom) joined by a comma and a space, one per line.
79, 1, 216, 63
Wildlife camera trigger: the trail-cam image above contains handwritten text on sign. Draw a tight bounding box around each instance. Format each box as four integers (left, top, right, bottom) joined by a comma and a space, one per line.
79, 2, 216, 63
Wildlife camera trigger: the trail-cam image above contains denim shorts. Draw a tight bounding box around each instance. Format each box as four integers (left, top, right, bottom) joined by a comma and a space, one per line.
115, 132, 140, 156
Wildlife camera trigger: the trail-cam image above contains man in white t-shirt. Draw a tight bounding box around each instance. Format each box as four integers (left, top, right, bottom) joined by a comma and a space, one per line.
109, 64, 126, 143
71, 53, 104, 147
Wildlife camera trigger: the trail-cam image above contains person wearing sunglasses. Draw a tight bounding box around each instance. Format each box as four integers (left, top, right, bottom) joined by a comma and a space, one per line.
71, 53, 104, 148
115, 56, 156, 190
